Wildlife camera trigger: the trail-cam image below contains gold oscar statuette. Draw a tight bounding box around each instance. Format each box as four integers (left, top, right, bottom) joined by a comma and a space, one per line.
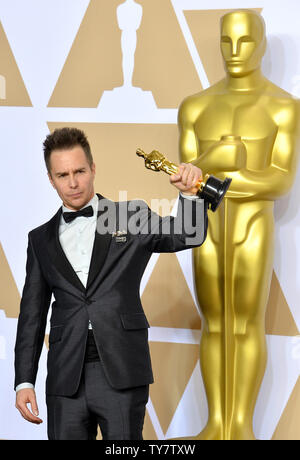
136, 147, 232, 211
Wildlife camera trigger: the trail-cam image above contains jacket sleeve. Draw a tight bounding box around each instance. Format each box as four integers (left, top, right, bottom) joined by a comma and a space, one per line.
136, 193, 208, 253
14, 232, 52, 390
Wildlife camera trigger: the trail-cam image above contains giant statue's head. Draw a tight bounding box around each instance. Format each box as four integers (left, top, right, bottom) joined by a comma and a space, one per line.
220, 10, 266, 78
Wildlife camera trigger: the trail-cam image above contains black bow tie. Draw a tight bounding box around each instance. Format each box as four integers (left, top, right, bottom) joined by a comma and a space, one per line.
63, 205, 94, 223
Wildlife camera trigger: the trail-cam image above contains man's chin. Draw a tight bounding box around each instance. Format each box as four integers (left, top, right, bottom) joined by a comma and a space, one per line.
64, 193, 86, 210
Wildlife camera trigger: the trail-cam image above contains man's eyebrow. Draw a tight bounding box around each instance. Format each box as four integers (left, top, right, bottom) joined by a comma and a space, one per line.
55, 167, 86, 176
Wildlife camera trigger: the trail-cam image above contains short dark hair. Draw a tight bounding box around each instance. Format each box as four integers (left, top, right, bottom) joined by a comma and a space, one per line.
43, 127, 94, 174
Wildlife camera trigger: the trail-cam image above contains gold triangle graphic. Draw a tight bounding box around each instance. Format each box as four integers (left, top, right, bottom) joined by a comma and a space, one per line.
47, 122, 180, 205
272, 377, 300, 440
149, 342, 199, 435
265, 271, 299, 336
142, 253, 201, 330
184, 8, 263, 86
143, 410, 158, 440
0, 21, 32, 106
0, 242, 20, 318
96, 426, 103, 440
48, 0, 123, 107
133, 0, 202, 108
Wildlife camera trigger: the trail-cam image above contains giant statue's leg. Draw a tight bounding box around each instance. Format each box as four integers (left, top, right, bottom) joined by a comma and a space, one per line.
193, 223, 225, 440
228, 209, 274, 440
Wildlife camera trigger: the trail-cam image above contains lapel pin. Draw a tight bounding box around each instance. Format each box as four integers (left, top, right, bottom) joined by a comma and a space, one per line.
112, 230, 127, 242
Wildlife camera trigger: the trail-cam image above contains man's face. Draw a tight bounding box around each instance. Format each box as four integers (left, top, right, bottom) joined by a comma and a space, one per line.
221, 12, 266, 77
48, 145, 96, 211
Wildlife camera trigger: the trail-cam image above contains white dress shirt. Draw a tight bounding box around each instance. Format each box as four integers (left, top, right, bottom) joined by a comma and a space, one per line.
59, 193, 99, 327
16, 192, 200, 392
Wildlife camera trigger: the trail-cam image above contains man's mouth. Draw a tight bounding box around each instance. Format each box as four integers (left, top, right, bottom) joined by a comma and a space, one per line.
69, 192, 82, 198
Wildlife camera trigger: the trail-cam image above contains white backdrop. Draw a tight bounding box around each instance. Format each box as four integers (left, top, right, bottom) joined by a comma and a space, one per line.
0, 0, 299, 440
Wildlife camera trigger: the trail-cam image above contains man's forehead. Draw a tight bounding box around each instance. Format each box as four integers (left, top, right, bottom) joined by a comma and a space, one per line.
50, 150, 89, 173
51, 147, 86, 162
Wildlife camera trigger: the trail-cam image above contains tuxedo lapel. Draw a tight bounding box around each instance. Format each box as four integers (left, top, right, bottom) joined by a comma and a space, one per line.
46, 208, 86, 293
86, 193, 114, 290
45, 194, 115, 293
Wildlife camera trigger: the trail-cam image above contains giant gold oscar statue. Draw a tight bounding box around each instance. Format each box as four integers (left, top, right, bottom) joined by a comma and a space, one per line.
178, 10, 300, 440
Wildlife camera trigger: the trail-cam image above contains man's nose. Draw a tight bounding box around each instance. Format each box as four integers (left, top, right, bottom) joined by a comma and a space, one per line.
69, 174, 78, 188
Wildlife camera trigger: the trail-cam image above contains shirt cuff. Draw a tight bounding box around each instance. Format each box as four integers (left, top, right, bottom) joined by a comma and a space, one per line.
180, 192, 203, 201
15, 383, 35, 393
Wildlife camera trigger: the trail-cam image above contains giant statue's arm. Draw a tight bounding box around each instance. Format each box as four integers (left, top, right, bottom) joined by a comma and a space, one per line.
178, 96, 242, 176
217, 100, 300, 200
178, 97, 213, 172
178, 99, 199, 163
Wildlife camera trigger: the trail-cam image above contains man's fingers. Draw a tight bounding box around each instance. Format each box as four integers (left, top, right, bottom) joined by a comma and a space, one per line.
182, 164, 198, 189
170, 173, 181, 183
170, 163, 203, 193
181, 163, 203, 183
180, 163, 191, 185
170, 164, 184, 183
30, 394, 39, 416
16, 390, 43, 424
18, 402, 42, 423
17, 403, 43, 424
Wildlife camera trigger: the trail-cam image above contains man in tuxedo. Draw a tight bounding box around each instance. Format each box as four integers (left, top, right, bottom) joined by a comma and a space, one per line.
14, 127, 207, 440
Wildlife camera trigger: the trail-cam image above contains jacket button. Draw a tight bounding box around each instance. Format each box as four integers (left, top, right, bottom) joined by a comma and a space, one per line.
85, 298, 93, 305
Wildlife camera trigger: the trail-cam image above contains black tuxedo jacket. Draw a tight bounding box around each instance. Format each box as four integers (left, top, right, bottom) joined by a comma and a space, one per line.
14, 193, 208, 396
